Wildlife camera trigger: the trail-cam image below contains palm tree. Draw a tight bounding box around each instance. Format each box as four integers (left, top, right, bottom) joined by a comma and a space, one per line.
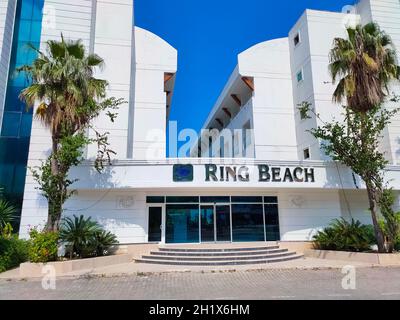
328, 22, 400, 252
18, 35, 108, 232
329, 22, 399, 113
0, 199, 16, 231
59, 215, 101, 259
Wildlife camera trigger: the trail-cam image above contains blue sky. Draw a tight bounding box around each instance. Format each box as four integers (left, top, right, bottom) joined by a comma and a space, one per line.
135, 0, 354, 151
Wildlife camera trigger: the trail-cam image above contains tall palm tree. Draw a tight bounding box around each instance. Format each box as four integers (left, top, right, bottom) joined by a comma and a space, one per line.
328, 22, 400, 252
18, 35, 108, 231
329, 22, 399, 113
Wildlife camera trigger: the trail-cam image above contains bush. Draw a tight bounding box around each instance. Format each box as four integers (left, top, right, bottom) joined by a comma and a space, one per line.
395, 237, 400, 252
313, 218, 376, 252
90, 230, 118, 257
60, 215, 118, 259
28, 229, 59, 263
0, 236, 29, 273
0, 199, 17, 231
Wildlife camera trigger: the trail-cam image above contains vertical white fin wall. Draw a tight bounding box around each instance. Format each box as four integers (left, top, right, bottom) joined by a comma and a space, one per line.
86, 0, 134, 160
358, 0, 400, 164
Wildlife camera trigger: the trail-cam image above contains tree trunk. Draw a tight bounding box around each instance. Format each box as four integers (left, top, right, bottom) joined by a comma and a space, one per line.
45, 137, 63, 233
366, 183, 386, 253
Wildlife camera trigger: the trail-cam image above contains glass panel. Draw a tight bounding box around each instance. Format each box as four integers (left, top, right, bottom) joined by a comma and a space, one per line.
232, 204, 264, 242
264, 196, 278, 204
166, 205, 199, 243
201, 206, 214, 242
216, 205, 231, 242
265, 204, 280, 241
20, 0, 34, 20
19, 114, 33, 137
148, 207, 162, 242
1, 113, 21, 137
166, 196, 199, 203
200, 196, 230, 203
146, 196, 165, 204
5, 86, 25, 112
231, 196, 263, 203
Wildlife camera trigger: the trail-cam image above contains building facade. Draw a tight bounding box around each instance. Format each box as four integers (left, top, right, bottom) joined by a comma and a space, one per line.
0, 0, 399, 245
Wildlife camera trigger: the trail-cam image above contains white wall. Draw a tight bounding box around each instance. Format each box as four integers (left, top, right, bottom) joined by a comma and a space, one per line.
289, 10, 350, 161
0, 0, 16, 132
358, 0, 400, 164
279, 189, 342, 241
131, 26, 177, 160
239, 38, 298, 161
86, 0, 134, 159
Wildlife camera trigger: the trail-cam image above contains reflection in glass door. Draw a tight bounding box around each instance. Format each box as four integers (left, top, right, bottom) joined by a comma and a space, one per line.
200, 206, 215, 242
216, 205, 231, 242
200, 205, 231, 242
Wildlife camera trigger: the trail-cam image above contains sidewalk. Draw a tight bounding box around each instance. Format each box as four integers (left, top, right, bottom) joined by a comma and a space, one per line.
0, 257, 382, 282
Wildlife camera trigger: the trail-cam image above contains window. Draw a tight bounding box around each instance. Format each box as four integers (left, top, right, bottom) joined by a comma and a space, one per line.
303, 148, 311, 160
232, 204, 265, 242
294, 33, 301, 46
296, 70, 304, 83
166, 204, 199, 243
147, 196, 165, 204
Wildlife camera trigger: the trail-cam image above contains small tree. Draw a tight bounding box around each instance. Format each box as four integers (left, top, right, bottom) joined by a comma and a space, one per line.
298, 22, 400, 253
19, 36, 124, 232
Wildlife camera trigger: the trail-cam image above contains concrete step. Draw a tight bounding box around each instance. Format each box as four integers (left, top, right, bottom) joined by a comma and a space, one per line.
151, 248, 288, 257
142, 251, 296, 262
158, 246, 280, 253
135, 254, 304, 266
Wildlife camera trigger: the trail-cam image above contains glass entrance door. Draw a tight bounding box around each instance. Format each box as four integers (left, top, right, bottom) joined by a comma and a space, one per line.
216, 205, 231, 242
148, 207, 162, 242
200, 205, 231, 242
200, 206, 215, 242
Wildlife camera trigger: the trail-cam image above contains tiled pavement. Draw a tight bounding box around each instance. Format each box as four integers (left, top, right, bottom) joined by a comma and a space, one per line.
1, 267, 400, 300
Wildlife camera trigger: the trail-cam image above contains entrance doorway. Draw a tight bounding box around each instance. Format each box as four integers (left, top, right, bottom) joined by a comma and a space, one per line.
148, 206, 162, 242
200, 205, 231, 242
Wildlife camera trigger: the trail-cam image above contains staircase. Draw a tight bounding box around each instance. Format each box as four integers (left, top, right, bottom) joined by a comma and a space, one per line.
135, 244, 304, 266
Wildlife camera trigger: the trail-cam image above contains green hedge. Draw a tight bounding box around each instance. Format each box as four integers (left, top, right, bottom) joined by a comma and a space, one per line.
0, 236, 30, 273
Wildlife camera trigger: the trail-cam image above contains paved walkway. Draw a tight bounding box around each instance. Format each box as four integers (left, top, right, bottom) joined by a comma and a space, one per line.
0, 257, 377, 281
1, 267, 400, 300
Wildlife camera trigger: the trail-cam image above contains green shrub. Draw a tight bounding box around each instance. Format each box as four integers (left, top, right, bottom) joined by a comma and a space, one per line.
90, 230, 118, 257
0, 236, 29, 273
0, 199, 17, 231
394, 237, 400, 252
28, 229, 59, 263
313, 218, 376, 252
60, 215, 118, 259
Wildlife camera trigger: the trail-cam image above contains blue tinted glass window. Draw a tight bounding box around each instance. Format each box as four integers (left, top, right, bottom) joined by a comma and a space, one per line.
166, 205, 199, 244
5, 86, 25, 112
232, 204, 265, 242
32, 0, 44, 20
231, 196, 263, 203
146, 196, 165, 204
17, 20, 32, 42
8, 72, 29, 88
264, 196, 278, 204
19, 114, 33, 137
200, 196, 231, 203
20, 0, 34, 20
1, 113, 21, 137
265, 204, 280, 241
166, 196, 199, 203
30, 21, 42, 41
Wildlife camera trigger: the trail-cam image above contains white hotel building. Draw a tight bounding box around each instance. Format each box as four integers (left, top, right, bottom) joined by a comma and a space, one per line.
1, 0, 400, 247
